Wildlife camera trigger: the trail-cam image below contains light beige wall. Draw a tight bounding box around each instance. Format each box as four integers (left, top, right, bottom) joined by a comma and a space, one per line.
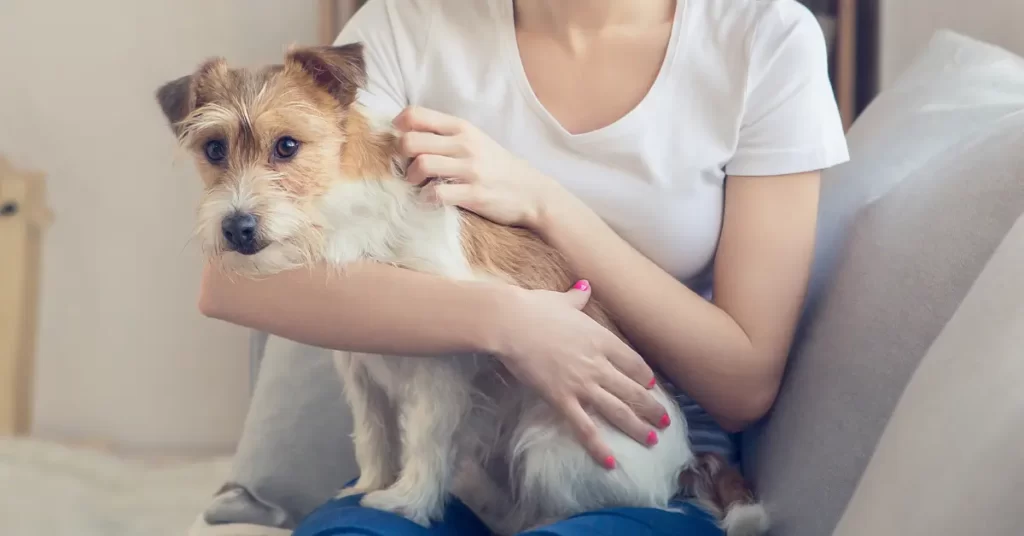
881, 0, 1024, 88
0, 0, 318, 454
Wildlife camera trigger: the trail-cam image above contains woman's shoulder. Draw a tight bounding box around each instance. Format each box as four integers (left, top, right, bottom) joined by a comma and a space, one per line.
692, 0, 818, 24
687, 0, 822, 50
680, 0, 830, 102
350, 0, 497, 41
336, 0, 500, 113
685, 0, 848, 177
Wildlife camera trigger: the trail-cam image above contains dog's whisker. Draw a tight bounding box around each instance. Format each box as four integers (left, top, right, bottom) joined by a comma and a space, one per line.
180, 233, 199, 254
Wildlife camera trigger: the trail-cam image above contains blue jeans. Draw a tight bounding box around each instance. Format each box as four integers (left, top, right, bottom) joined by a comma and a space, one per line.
293, 489, 724, 536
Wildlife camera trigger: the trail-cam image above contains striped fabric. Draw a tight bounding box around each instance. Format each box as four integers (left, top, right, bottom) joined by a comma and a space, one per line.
675, 391, 739, 465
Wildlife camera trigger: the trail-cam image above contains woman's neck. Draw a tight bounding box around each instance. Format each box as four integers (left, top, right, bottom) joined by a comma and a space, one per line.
514, 0, 674, 36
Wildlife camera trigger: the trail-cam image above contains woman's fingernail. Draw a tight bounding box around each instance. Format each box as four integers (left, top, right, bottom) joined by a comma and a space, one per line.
573, 280, 590, 291
658, 413, 671, 429
603, 455, 617, 470
647, 377, 657, 389
646, 430, 659, 446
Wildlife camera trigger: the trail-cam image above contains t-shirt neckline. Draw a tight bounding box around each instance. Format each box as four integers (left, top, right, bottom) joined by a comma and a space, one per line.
496, 0, 686, 144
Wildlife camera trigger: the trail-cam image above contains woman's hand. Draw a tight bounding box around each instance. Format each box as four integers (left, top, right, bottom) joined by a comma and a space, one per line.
393, 106, 563, 230
493, 280, 671, 468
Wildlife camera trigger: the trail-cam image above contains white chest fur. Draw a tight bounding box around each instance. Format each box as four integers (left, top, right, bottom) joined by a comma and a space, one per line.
317, 177, 475, 279
318, 176, 483, 394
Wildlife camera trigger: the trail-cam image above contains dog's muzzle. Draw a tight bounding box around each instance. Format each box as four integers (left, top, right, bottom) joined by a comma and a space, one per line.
221, 212, 267, 255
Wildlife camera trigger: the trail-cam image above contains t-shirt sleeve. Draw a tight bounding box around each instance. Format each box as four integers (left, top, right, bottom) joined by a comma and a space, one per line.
332, 0, 435, 119
725, 2, 850, 177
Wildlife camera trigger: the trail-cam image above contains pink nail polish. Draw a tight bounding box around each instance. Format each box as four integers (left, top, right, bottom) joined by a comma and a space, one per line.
658, 413, 671, 429
647, 377, 657, 389
603, 456, 617, 470
646, 430, 659, 446
573, 279, 590, 292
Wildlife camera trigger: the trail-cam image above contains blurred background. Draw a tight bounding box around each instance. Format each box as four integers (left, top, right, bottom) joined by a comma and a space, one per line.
0, 1, 324, 456
1, 0, 1022, 458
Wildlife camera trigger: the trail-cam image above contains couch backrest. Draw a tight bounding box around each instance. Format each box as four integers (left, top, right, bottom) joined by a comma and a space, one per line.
743, 31, 1024, 536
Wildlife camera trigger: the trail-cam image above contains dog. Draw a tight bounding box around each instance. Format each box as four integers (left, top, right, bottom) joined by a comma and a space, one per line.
155, 43, 768, 536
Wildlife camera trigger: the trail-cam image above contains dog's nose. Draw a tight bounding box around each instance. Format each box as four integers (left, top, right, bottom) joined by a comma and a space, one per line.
221, 212, 258, 251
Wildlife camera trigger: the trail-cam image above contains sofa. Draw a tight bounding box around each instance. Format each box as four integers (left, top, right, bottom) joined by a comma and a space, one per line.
192, 31, 1024, 536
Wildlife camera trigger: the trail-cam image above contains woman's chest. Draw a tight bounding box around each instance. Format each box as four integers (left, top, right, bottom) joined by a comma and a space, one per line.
512, 132, 730, 283
441, 95, 733, 282
514, 28, 673, 136
415, 28, 748, 282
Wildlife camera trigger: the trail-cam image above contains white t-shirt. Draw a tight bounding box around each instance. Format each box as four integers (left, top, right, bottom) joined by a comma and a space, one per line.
335, 0, 849, 460
336, 0, 849, 293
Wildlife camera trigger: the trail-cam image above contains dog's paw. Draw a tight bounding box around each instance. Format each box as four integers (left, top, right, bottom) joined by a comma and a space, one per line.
335, 486, 369, 499
335, 476, 389, 499
360, 487, 441, 527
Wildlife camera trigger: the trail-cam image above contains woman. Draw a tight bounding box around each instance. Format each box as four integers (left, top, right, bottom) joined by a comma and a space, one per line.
200, 0, 848, 533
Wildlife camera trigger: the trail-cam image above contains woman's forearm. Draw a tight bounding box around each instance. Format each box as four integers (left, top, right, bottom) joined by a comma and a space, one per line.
198, 261, 512, 357
538, 202, 761, 429
535, 175, 817, 431
199, 255, 671, 463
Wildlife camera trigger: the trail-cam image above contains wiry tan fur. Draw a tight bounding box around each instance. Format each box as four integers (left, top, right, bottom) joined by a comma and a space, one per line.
155, 43, 765, 535
459, 212, 621, 336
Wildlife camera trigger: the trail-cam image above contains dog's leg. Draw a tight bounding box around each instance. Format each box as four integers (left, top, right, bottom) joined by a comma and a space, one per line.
453, 456, 523, 536
334, 352, 399, 498
360, 361, 472, 526
453, 382, 528, 536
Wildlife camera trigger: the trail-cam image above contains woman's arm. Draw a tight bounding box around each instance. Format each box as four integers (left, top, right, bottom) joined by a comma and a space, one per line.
395, 107, 821, 432
537, 172, 819, 432
199, 259, 667, 464
393, 4, 843, 431
198, 261, 506, 357
527, 2, 839, 430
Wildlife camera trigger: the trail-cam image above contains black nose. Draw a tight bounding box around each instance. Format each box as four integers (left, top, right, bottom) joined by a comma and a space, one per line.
221, 212, 258, 251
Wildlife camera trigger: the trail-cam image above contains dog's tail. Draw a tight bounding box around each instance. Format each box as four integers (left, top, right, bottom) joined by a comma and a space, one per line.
678, 453, 770, 536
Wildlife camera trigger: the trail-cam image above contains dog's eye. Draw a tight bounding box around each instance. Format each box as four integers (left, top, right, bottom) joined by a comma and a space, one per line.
204, 140, 227, 163
274, 137, 300, 160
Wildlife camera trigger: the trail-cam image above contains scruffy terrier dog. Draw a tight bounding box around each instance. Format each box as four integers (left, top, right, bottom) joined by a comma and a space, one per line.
155, 44, 768, 535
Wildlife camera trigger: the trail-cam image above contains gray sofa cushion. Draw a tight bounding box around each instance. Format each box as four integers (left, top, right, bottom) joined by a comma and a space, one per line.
204, 336, 352, 530
741, 83, 1024, 536
806, 30, 1024, 312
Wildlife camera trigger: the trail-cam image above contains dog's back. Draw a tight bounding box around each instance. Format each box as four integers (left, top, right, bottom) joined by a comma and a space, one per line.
459, 211, 619, 330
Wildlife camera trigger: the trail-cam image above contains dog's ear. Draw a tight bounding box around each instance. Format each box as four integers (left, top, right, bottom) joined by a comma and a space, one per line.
155, 74, 195, 136
155, 58, 229, 136
286, 43, 366, 107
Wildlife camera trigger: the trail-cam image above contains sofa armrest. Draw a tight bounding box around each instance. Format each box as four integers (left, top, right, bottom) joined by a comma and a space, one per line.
833, 215, 1024, 535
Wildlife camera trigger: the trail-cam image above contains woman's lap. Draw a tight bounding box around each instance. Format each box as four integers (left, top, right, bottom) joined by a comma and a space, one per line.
293, 492, 724, 536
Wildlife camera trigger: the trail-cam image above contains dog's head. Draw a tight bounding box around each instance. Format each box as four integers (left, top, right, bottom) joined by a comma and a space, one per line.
157, 43, 397, 274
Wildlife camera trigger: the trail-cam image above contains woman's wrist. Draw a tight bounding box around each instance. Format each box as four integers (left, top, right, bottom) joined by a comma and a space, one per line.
529, 171, 579, 238
197, 262, 232, 319
200, 258, 532, 359
466, 281, 529, 357
535, 185, 600, 251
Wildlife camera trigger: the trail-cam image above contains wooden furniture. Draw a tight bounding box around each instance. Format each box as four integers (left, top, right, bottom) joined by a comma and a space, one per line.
318, 0, 364, 46
0, 157, 51, 436
835, 0, 859, 130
